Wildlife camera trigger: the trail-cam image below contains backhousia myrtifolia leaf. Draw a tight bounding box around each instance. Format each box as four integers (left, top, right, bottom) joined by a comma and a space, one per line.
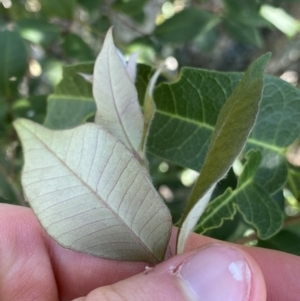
93, 28, 145, 164
14, 28, 172, 263
16, 24, 296, 262
42, 53, 297, 247
176, 53, 271, 254
196, 150, 283, 239
14, 119, 171, 263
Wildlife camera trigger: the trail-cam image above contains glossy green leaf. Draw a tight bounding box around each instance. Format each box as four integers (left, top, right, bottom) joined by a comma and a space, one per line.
154, 8, 215, 43
14, 118, 172, 263
196, 150, 283, 239
176, 54, 270, 253
93, 28, 144, 162
0, 30, 28, 97
44, 63, 96, 129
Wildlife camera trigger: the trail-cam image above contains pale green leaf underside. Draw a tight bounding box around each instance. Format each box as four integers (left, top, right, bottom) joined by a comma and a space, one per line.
177, 184, 216, 253
44, 63, 152, 130
93, 28, 144, 158
14, 119, 171, 263
176, 54, 270, 253
196, 150, 283, 239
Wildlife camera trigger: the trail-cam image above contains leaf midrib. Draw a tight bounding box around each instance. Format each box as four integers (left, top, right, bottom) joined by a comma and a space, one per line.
155, 109, 285, 153
22, 121, 160, 263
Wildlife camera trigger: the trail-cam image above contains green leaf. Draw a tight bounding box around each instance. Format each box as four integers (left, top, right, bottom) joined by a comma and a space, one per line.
39, 0, 77, 19
196, 150, 283, 239
16, 19, 60, 46
62, 33, 95, 62
224, 0, 268, 27
44, 63, 96, 129
0, 30, 28, 97
92, 28, 144, 162
147, 71, 300, 174
14, 118, 172, 263
44, 62, 152, 130
222, 18, 262, 46
154, 8, 215, 43
176, 54, 271, 253
254, 150, 288, 194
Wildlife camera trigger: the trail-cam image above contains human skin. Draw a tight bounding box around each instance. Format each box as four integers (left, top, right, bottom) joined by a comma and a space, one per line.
0, 203, 299, 301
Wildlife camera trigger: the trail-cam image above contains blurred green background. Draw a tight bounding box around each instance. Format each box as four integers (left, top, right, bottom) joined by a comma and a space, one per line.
1, 0, 300, 255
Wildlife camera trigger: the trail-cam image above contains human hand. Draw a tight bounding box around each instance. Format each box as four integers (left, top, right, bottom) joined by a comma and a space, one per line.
1, 203, 299, 301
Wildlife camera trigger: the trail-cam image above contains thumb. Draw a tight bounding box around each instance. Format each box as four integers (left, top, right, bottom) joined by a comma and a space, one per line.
73, 243, 266, 301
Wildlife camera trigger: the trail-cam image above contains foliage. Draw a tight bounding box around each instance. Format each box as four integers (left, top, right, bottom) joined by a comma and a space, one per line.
1, 0, 300, 259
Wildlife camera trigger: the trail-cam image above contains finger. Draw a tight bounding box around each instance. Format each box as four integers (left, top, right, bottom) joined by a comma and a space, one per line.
77, 243, 266, 301
0, 204, 58, 301
0, 204, 146, 301
186, 232, 300, 301
2, 204, 300, 301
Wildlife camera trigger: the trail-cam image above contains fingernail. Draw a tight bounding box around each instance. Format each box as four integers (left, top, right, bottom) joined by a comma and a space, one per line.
177, 244, 251, 301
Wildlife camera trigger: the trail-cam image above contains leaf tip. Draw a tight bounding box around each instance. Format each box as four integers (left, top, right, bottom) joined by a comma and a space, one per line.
255, 52, 272, 69
106, 26, 114, 45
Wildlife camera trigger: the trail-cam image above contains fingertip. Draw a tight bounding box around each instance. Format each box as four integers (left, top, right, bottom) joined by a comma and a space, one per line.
83, 243, 266, 301
175, 243, 266, 301
235, 245, 267, 301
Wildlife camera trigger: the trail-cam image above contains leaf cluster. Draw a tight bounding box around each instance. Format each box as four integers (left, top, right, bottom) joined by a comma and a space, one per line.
1, 0, 300, 259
